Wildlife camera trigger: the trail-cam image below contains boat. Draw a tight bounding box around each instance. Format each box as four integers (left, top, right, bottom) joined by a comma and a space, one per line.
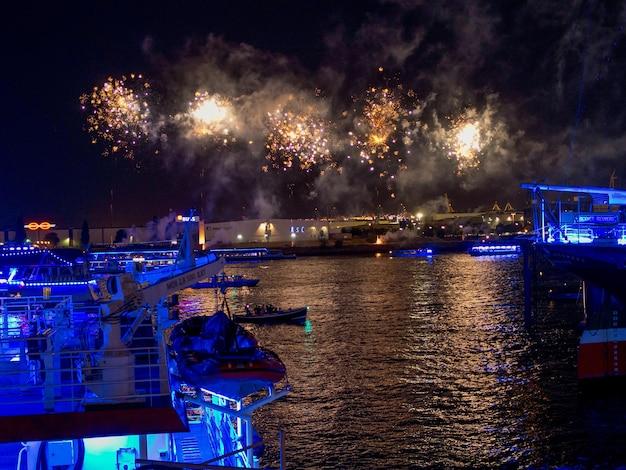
0, 222, 288, 468
389, 248, 433, 258
89, 243, 180, 273
469, 243, 521, 256
209, 247, 296, 263
192, 273, 259, 289
233, 305, 308, 325
169, 311, 287, 398
0, 244, 94, 299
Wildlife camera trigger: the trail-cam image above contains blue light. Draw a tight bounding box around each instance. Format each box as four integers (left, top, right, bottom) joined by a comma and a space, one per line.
470, 244, 521, 255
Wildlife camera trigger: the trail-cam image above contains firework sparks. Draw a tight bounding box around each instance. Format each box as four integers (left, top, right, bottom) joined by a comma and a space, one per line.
264, 109, 332, 172
351, 87, 402, 159
186, 91, 235, 141
444, 111, 487, 172
80, 74, 151, 158
348, 85, 418, 187
453, 121, 481, 167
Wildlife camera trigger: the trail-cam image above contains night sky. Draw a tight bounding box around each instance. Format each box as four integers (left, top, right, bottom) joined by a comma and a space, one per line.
1, 1, 625, 227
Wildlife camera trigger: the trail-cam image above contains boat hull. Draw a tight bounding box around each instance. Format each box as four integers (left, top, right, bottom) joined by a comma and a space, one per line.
176, 349, 286, 399
578, 328, 626, 379
390, 249, 433, 258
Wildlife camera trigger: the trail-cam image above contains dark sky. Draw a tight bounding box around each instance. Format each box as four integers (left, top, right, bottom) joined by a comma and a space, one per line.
1, 1, 625, 227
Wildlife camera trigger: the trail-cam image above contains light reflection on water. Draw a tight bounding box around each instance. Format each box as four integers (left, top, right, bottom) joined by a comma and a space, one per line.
179, 254, 626, 468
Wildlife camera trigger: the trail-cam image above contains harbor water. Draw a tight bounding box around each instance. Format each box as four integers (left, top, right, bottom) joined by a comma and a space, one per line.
180, 254, 626, 468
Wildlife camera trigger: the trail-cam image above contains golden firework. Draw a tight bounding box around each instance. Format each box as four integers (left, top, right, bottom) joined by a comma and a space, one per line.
187, 91, 235, 140
265, 109, 332, 171
79, 74, 151, 158
445, 114, 484, 172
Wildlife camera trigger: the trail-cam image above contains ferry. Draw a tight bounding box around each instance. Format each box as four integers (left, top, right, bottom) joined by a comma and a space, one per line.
209, 247, 296, 263
0, 226, 290, 468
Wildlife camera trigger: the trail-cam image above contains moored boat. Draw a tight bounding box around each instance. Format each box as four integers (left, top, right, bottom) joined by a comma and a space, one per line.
234, 305, 308, 325
169, 311, 286, 398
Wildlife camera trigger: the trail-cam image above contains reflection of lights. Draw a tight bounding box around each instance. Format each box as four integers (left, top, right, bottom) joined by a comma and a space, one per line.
375, 236, 384, 245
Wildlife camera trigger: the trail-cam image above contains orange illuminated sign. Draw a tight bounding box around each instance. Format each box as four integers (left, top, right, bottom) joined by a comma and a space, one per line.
24, 222, 56, 230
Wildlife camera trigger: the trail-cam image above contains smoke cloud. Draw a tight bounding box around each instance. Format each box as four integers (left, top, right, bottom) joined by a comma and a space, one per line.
124, 0, 626, 219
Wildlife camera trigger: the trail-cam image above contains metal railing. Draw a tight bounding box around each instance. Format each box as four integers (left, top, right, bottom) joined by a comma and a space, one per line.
136, 429, 286, 470
0, 335, 171, 414
0, 295, 173, 416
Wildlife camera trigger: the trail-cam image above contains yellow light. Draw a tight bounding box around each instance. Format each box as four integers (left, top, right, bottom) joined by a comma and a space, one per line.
192, 96, 229, 124
456, 123, 480, 155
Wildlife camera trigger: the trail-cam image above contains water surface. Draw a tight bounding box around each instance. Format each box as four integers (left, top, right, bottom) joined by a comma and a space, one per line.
181, 254, 626, 468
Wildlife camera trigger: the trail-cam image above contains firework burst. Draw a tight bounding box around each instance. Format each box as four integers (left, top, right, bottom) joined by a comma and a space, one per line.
348, 85, 418, 184
264, 109, 332, 172
443, 110, 489, 173
186, 91, 236, 144
355, 87, 401, 158
80, 74, 151, 158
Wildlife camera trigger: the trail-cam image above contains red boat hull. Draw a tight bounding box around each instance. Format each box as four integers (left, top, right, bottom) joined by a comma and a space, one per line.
578, 328, 626, 379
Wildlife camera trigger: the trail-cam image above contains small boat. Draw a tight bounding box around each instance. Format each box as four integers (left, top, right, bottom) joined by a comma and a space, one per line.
233, 305, 308, 325
169, 311, 286, 399
389, 248, 433, 258
192, 274, 259, 289
469, 243, 521, 256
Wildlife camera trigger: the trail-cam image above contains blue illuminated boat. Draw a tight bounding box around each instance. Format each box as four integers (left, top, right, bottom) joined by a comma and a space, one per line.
89, 243, 180, 273
0, 223, 288, 468
469, 243, 521, 256
389, 248, 434, 258
192, 273, 259, 289
210, 247, 296, 263
0, 245, 94, 299
234, 305, 308, 325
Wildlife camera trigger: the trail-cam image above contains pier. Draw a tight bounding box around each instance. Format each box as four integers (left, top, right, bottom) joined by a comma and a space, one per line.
522, 183, 626, 379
